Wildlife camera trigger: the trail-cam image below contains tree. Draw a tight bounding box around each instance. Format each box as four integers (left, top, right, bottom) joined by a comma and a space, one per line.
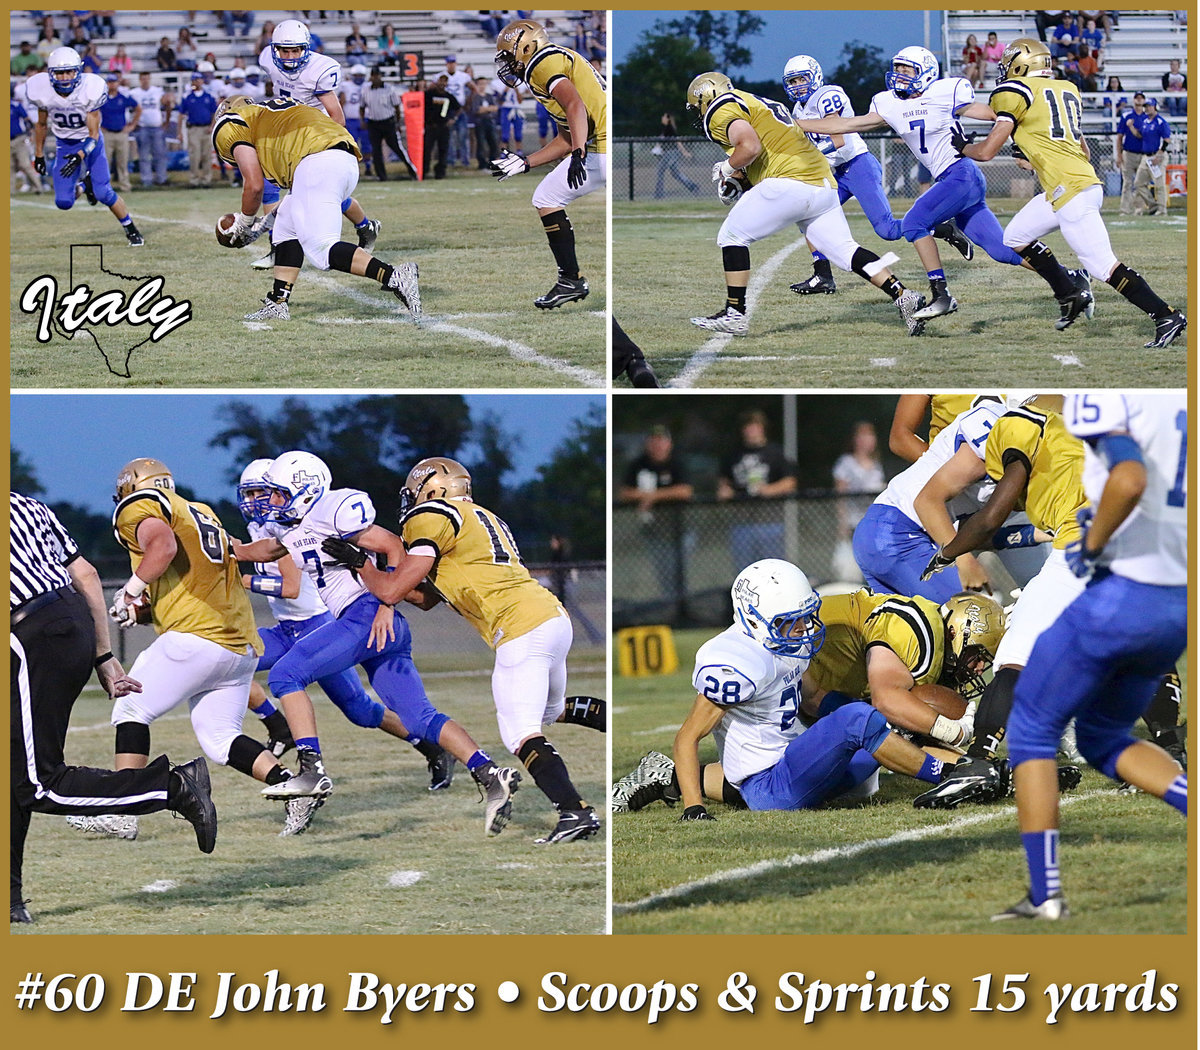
828, 41, 888, 116
10, 448, 43, 495
661, 11, 765, 71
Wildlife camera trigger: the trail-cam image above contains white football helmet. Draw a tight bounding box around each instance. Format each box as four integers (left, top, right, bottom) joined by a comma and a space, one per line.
1003, 392, 1039, 410
48, 46, 84, 96
237, 457, 274, 525
271, 19, 312, 74
263, 450, 331, 525
245, 65, 264, 83
227, 67, 247, 82
782, 54, 823, 105
350, 63, 368, 81
886, 45, 939, 99
731, 559, 825, 659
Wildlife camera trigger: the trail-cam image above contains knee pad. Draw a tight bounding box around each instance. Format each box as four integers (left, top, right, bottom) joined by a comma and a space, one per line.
340, 197, 352, 212
419, 710, 450, 747
263, 182, 281, 206
901, 217, 932, 243
114, 721, 151, 755
334, 690, 385, 729
55, 195, 73, 210
326, 240, 358, 273
226, 733, 268, 776
516, 734, 557, 766
831, 701, 891, 753
97, 186, 118, 207
1075, 722, 1137, 781
267, 663, 312, 699
722, 244, 751, 272
274, 238, 305, 269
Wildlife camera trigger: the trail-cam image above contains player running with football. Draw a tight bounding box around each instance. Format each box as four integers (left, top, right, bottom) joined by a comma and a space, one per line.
782, 54, 972, 296
955, 38, 1187, 349
798, 45, 1091, 327
489, 19, 606, 310
685, 71, 929, 338
27, 47, 144, 246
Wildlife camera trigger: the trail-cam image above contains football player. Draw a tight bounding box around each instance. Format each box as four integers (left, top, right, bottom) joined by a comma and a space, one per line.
321, 458, 605, 844
612, 317, 659, 387
889, 393, 994, 462
338, 63, 372, 160
995, 394, 1187, 920
490, 19, 606, 310
782, 54, 972, 295
250, 20, 380, 271
232, 452, 523, 837
955, 38, 1187, 349
798, 46, 1090, 326
27, 47, 144, 245
211, 94, 420, 321
72, 459, 300, 842
684, 71, 928, 338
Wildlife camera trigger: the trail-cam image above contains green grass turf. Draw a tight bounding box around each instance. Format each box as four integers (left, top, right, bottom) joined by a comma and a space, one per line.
15, 648, 606, 935
613, 198, 1187, 388
612, 629, 1188, 935
10, 171, 605, 388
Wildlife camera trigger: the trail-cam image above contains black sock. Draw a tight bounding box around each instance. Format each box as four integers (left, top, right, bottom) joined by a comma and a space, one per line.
365, 257, 393, 284
1144, 671, 1182, 738
929, 277, 948, 300
516, 735, 584, 810
726, 286, 747, 312
540, 209, 578, 278
561, 695, 605, 731
264, 765, 290, 786
1107, 262, 1172, 319
263, 710, 290, 740
412, 736, 443, 760
967, 667, 1019, 761
270, 278, 294, 303
878, 274, 903, 301
1018, 240, 1076, 298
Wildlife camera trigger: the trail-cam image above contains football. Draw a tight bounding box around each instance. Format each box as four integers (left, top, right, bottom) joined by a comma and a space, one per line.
215, 213, 238, 248
910, 682, 968, 720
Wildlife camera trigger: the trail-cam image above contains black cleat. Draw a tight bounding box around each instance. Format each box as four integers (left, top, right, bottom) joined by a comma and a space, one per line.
427, 748, 456, 791
935, 219, 974, 260
627, 357, 660, 387
263, 710, 295, 759
914, 755, 1004, 809
913, 291, 958, 320
357, 218, 381, 251
1057, 764, 1082, 793
124, 224, 144, 247
535, 805, 601, 844
1055, 268, 1095, 330
10, 900, 33, 924
1146, 309, 1186, 349
83, 174, 97, 205
169, 757, 218, 854
535, 275, 590, 310
790, 271, 837, 295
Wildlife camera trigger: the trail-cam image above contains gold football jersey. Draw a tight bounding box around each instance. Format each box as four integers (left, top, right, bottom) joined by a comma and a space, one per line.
989, 76, 1100, 210
807, 589, 945, 698
523, 45, 607, 153
402, 498, 564, 649
113, 489, 262, 654
211, 98, 361, 189
704, 89, 832, 186
984, 406, 1088, 547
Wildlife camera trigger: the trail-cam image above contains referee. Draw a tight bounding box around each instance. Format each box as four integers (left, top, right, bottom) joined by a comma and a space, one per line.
362, 66, 417, 180
10, 491, 216, 925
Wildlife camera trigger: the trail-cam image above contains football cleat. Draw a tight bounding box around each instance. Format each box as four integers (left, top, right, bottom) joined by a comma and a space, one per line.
895, 289, 927, 336
611, 751, 677, 814
267, 729, 295, 760
472, 764, 521, 837
244, 296, 289, 321
1057, 719, 1084, 764
535, 275, 590, 310
1145, 309, 1186, 349
83, 174, 97, 205
427, 748, 456, 791
250, 246, 276, 270
690, 304, 749, 336
1055, 269, 1095, 330
124, 225, 144, 247
991, 892, 1069, 922
11, 901, 33, 924
386, 261, 421, 318
261, 750, 333, 799
913, 755, 1003, 809
536, 805, 601, 844
169, 757, 217, 854
357, 218, 381, 252
279, 795, 325, 837
65, 814, 139, 839
790, 272, 837, 295
1057, 764, 1082, 792
913, 291, 958, 320
936, 219, 974, 260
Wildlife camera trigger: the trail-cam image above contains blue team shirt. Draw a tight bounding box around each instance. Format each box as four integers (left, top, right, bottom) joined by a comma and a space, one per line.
176, 88, 218, 126
99, 90, 138, 132
1119, 111, 1147, 152
11, 99, 29, 139
1135, 112, 1171, 154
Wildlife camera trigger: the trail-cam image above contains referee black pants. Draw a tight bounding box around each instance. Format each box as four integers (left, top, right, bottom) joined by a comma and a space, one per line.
367, 117, 416, 181
10, 588, 171, 906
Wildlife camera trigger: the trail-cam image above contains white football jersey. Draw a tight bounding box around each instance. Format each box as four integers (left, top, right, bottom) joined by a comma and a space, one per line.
275, 488, 377, 617
869, 76, 977, 179
793, 84, 868, 169
242, 80, 267, 101
247, 519, 327, 621
259, 46, 341, 109
876, 399, 1006, 524
129, 84, 164, 127
1063, 393, 1188, 585
341, 79, 365, 121
692, 625, 810, 788
26, 70, 107, 141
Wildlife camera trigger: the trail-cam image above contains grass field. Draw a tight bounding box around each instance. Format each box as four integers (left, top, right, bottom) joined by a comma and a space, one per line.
612, 629, 1188, 935
613, 197, 1188, 388
15, 646, 607, 935
10, 171, 605, 388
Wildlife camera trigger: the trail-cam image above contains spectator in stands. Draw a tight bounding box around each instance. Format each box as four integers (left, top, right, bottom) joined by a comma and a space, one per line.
222, 10, 254, 38
1078, 10, 1114, 41
832, 420, 885, 583
620, 425, 695, 598
982, 31, 1005, 78
1080, 17, 1105, 56
35, 19, 62, 65
1133, 98, 1171, 216
130, 69, 168, 186
468, 75, 500, 169
480, 11, 503, 40
254, 22, 275, 56
81, 43, 103, 75
1034, 10, 1062, 42
1161, 59, 1187, 116
92, 11, 117, 39
345, 22, 370, 64
1051, 12, 1079, 57
100, 72, 138, 193
961, 34, 985, 88
1102, 74, 1126, 116
175, 27, 198, 71
1075, 43, 1100, 91
653, 112, 698, 198
377, 23, 401, 65
201, 51, 220, 71
107, 43, 132, 75
155, 36, 176, 72
66, 20, 90, 52
11, 42, 42, 76
309, 28, 325, 54
1116, 93, 1148, 215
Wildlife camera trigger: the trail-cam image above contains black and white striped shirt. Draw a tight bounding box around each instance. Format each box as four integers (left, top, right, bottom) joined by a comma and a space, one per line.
10, 492, 80, 610
361, 83, 402, 122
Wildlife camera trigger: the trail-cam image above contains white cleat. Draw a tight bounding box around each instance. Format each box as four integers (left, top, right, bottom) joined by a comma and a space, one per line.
689, 305, 749, 336
65, 814, 139, 840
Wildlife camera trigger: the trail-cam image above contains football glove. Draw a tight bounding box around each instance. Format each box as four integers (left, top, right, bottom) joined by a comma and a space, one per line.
950, 122, 976, 156
108, 574, 149, 629
60, 151, 83, 178
1064, 505, 1101, 578
33, 155, 46, 175
226, 212, 259, 248
321, 536, 368, 570
716, 177, 743, 206
490, 150, 529, 181
920, 548, 956, 581
680, 805, 715, 821
566, 147, 587, 189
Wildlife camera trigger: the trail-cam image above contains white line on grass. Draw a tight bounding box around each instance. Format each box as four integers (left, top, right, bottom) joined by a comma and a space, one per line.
387, 871, 425, 887
1053, 354, 1083, 367
633, 724, 686, 736
670, 237, 808, 388
871, 358, 896, 368
141, 880, 179, 893
613, 789, 1109, 915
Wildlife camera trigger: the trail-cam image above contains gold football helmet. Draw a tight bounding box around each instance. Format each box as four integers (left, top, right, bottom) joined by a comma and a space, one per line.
400, 457, 473, 516
115, 458, 175, 502
997, 38, 1052, 82
495, 19, 550, 86
686, 71, 735, 125
939, 592, 1007, 701
214, 93, 255, 120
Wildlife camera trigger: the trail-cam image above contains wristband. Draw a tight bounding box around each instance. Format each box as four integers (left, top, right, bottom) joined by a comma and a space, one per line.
123, 573, 149, 599
94, 651, 115, 668
248, 574, 284, 597
82, 136, 98, 156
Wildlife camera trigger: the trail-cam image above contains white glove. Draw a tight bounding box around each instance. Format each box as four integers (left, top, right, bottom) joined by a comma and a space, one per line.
227, 212, 258, 248
108, 574, 148, 628
490, 150, 530, 181
716, 177, 743, 206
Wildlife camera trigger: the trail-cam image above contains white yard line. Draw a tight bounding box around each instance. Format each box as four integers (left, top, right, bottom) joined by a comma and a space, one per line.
613, 789, 1110, 915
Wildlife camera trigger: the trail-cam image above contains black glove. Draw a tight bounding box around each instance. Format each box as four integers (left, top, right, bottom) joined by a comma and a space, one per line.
566, 148, 587, 189
60, 151, 83, 178
1010, 142, 1027, 161
950, 123, 975, 156
33, 155, 46, 175
679, 805, 714, 822
321, 536, 368, 570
